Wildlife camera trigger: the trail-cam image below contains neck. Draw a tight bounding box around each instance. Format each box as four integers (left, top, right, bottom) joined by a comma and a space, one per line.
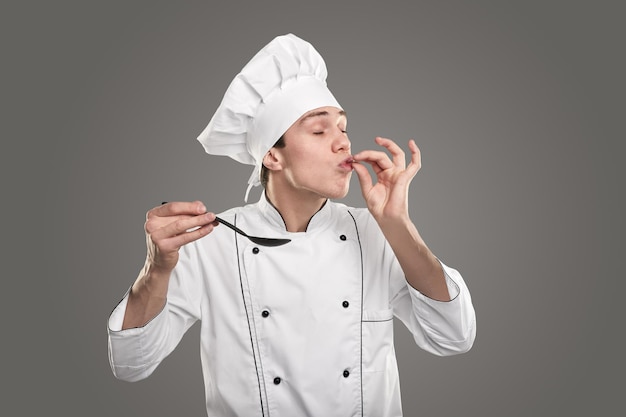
265, 186, 327, 232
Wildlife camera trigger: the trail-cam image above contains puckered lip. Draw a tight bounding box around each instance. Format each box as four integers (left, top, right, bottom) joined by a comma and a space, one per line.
338, 156, 355, 171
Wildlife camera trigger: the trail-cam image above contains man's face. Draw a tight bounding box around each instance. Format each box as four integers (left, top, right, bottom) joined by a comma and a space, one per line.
271, 106, 353, 200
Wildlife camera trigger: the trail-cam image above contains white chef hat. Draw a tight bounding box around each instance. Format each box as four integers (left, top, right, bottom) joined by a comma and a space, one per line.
197, 33, 342, 202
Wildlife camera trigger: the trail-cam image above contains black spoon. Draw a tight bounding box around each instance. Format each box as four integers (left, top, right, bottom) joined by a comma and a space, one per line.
215, 216, 291, 247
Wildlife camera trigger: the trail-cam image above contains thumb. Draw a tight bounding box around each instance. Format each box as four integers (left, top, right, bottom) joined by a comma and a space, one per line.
352, 162, 373, 197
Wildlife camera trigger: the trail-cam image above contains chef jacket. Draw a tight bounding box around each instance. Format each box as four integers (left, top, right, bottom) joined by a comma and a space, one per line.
108, 193, 476, 417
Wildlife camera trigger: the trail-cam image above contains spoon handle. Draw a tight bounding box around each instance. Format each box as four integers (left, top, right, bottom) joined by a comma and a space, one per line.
214, 216, 291, 247
215, 217, 249, 237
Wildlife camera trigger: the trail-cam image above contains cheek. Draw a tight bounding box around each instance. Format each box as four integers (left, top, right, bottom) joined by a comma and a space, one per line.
291, 160, 318, 182
284, 145, 318, 172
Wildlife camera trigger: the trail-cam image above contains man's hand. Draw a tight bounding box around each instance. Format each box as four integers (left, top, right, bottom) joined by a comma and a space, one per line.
352, 137, 421, 222
145, 201, 219, 273
122, 201, 218, 329
353, 137, 449, 300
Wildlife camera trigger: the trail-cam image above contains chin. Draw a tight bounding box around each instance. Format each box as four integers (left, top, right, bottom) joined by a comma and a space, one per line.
326, 186, 350, 200
308, 178, 351, 200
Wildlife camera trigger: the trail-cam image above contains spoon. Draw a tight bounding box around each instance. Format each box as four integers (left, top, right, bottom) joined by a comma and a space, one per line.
215, 216, 291, 247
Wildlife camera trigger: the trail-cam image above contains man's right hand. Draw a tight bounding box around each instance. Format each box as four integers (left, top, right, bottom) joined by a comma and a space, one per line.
121, 201, 218, 329
145, 201, 219, 273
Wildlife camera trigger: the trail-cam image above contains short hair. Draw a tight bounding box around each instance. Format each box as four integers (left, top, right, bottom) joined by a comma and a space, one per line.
260, 135, 286, 188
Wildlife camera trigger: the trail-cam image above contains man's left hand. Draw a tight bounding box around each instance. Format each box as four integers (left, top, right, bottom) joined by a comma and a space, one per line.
352, 137, 421, 222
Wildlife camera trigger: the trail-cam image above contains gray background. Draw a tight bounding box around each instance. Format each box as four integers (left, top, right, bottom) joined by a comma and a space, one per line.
3, 0, 624, 416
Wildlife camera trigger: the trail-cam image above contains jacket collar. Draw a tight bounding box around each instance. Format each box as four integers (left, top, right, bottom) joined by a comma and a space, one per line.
257, 191, 332, 233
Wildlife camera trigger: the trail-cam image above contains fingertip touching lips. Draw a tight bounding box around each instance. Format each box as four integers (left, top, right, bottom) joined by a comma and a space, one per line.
339, 156, 355, 170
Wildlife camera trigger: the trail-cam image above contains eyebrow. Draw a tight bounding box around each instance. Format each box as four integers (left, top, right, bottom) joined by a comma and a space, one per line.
298, 109, 347, 125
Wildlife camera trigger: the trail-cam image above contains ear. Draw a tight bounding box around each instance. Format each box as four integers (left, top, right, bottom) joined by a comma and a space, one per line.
262, 147, 283, 171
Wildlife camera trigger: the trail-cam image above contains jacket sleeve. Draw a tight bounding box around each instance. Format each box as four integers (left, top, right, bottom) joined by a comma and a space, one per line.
107, 244, 203, 381
356, 209, 476, 356
390, 259, 476, 356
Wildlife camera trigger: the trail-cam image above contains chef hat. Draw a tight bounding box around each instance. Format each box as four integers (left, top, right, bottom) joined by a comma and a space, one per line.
197, 33, 342, 202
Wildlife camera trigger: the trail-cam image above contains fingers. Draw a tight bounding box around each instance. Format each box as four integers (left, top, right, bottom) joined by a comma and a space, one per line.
353, 149, 393, 173
353, 138, 394, 172
352, 161, 374, 196
405, 139, 422, 177
353, 137, 420, 175
144, 201, 218, 270
152, 220, 217, 253
147, 212, 217, 240
375, 137, 407, 169
148, 201, 207, 220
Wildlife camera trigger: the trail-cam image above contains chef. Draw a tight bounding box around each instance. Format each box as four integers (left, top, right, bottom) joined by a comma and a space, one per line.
107, 33, 476, 417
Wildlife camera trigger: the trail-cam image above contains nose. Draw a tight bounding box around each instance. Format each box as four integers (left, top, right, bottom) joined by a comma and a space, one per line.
332, 128, 351, 153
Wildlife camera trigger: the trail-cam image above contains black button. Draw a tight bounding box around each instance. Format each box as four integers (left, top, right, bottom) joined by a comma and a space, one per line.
342, 301, 349, 308
262, 310, 270, 318
340, 234, 347, 241
343, 370, 350, 378
273, 377, 281, 385
252, 247, 260, 254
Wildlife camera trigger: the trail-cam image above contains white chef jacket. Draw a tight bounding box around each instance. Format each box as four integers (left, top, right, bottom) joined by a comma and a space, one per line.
108, 194, 476, 417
